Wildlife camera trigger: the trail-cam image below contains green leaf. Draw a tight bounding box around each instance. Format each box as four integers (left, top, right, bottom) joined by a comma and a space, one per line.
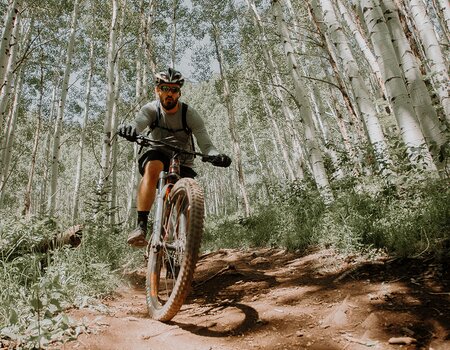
8, 309, 19, 324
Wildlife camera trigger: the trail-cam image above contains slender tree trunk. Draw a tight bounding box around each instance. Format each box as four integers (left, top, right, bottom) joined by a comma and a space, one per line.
408, 0, 450, 119
98, 0, 119, 199
272, 0, 334, 203
109, 0, 127, 227
39, 78, 59, 215
317, 0, 394, 177
22, 61, 44, 216
245, 109, 270, 198
47, 0, 81, 216
72, 41, 94, 222
382, 0, 447, 172
255, 78, 297, 181
336, 0, 385, 94
361, 0, 436, 172
430, 0, 450, 46
246, 0, 307, 180
0, 0, 18, 91
0, 69, 23, 205
0, 8, 19, 145
170, 0, 179, 68
144, 0, 157, 77
212, 25, 251, 217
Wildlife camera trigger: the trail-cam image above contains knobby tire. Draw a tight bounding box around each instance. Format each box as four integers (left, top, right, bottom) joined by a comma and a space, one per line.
145, 178, 204, 321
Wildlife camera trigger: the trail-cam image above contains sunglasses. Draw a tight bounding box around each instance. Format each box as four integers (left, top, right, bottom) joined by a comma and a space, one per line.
159, 85, 181, 93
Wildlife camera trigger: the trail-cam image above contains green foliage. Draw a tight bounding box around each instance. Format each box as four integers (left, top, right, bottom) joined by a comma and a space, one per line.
204, 177, 450, 258
0, 216, 136, 347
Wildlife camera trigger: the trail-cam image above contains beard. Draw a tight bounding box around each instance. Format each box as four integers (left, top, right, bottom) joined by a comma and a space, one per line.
161, 98, 178, 110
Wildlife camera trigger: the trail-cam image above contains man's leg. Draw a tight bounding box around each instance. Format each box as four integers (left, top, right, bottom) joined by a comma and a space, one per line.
128, 160, 164, 247
137, 160, 164, 211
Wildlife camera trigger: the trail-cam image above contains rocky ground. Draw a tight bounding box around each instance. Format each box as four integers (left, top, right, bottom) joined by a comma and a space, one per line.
58, 248, 449, 350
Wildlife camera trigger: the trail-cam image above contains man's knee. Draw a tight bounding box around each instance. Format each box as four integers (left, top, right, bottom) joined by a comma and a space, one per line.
143, 160, 164, 182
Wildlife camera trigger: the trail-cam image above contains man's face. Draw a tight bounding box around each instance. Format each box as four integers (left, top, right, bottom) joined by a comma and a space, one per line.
157, 83, 181, 110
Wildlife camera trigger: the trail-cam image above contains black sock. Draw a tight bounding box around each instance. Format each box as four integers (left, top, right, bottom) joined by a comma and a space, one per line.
137, 211, 149, 230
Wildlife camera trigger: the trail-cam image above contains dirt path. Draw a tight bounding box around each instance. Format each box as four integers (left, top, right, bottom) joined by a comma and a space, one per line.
60, 248, 449, 350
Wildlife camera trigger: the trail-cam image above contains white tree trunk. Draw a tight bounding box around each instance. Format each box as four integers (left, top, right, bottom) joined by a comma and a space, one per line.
98, 0, 119, 196
318, 0, 394, 177
272, 0, 334, 203
170, 0, 180, 68
47, 0, 81, 216
213, 25, 252, 217
39, 78, 59, 215
255, 78, 297, 181
109, 0, 127, 226
336, 0, 385, 93
0, 8, 19, 141
0, 70, 23, 204
436, 0, 450, 35
382, 0, 446, 172
362, 0, 436, 172
23, 61, 44, 216
408, 0, 450, 119
0, 0, 18, 90
72, 40, 94, 222
246, 0, 307, 180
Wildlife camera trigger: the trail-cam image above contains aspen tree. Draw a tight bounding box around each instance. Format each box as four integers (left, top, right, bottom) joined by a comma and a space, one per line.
126, 0, 146, 226
23, 52, 43, 216
246, 0, 307, 180
255, 77, 297, 180
408, 0, 450, 119
48, 0, 81, 216
98, 0, 119, 198
272, 0, 334, 203
0, 5, 19, 143
382, 0, 447, 172
0, 9, 20, 183
430, 0, 450, 46
361, 0, 436, 172
0, 0, 18, 91
0, 71, 23, 205
316, 0, 394, 177
212, 24, 252, 216
72, 40, 94, 222
109, 0, 127, 226
336, 0, 385, 93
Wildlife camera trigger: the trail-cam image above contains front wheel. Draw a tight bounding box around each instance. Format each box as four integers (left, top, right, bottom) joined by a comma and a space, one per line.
145, 178, 205, 321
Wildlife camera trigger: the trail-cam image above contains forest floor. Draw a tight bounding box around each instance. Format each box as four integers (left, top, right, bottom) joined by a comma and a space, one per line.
58, 248, 449, 350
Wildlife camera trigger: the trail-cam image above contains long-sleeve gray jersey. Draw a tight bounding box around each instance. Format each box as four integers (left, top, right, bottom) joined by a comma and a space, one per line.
132, 100, 219, 167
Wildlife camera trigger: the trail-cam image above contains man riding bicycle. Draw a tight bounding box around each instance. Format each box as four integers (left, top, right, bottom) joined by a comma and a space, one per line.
118, 68, 231, 247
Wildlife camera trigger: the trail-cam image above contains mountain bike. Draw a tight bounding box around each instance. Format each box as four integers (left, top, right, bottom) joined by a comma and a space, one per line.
132, 135, 225, 321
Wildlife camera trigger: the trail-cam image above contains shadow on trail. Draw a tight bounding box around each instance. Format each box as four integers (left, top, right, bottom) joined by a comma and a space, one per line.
170, 302, 260, 337
278, 253, 450, 349
184, 249, 449, 347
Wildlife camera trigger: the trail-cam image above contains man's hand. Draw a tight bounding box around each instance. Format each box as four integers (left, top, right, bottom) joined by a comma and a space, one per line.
118, 124, 138, 141
205, 154, 232, 168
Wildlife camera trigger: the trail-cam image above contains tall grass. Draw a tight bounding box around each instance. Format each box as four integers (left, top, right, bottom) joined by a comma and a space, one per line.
203, 177, 450, 258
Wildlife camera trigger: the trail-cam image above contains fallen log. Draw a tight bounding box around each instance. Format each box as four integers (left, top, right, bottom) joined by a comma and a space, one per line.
38, 224, 83, 252
1, 225, 83, 261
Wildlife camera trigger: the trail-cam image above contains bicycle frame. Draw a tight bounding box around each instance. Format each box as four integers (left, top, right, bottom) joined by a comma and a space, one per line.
147, 155, 181, 255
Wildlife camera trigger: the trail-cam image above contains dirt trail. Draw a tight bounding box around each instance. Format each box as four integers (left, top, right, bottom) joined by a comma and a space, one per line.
61, 248, 449, 350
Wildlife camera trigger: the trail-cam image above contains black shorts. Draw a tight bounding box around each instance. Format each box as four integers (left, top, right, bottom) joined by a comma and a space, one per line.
138, 149, 197, 178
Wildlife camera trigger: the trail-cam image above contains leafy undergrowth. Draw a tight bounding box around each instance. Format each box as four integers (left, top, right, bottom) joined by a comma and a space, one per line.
0, 217, 139, 349
203, 176, 450, 258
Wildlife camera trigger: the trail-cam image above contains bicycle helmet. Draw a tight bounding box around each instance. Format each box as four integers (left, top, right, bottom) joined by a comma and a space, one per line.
154, 68, 185, 87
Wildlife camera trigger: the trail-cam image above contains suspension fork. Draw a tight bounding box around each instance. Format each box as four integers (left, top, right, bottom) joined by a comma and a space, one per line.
150, 170, 173, 253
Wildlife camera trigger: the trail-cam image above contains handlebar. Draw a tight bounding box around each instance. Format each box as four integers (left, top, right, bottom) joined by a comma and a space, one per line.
122, 134, 220, 164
